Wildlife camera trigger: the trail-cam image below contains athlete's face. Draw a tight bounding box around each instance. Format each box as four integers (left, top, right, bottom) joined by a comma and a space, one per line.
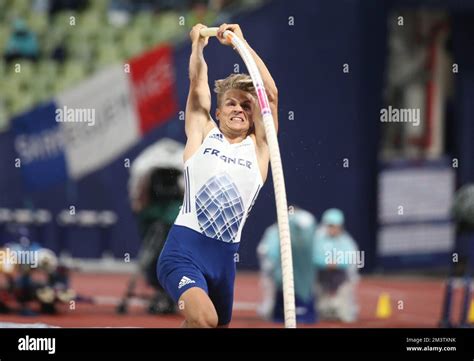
327, 224, 343, 238
216, 89, 255, 137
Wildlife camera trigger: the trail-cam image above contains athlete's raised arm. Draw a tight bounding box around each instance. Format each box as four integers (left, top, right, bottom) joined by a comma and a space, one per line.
184, 24, 213, 162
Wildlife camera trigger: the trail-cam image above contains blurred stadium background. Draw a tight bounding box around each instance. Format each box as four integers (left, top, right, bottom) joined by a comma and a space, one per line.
1, 0, 474, 327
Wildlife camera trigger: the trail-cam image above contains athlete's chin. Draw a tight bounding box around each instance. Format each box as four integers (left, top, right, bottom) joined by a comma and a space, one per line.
230, 125, 247, 131
226, 122, 249, 132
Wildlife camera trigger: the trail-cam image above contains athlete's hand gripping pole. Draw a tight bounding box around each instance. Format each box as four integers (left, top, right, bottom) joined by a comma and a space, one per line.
200, 27, 296, 328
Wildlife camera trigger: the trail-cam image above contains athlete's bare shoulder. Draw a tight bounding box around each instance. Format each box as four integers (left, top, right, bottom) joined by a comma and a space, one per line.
183, 120, 217, 163
204, 121, 217, 138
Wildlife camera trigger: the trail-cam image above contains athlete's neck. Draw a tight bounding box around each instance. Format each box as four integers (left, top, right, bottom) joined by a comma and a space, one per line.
220, 128, 248, 144
224, 134, 246, 144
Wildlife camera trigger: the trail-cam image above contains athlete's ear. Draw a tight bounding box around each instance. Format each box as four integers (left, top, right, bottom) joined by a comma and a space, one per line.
215, 107, 220, 121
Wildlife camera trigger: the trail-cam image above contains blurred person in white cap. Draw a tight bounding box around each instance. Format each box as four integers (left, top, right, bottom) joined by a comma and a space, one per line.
257, 207, 318, 324
313, 208, 360, 322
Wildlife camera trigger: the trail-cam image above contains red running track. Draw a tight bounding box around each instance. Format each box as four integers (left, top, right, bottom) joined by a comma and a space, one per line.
0, 272, 467, 328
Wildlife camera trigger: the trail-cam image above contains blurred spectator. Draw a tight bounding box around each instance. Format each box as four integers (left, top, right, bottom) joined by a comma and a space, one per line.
49, 0, 88, 14
108, 0, 176, 27
187, 0, 217, 29
156, 0, 189, 11
131, 0, 159, 12
51, 36, 67, 64
108, 0, 184, 20
4, 19, 40, 63
108, 0, 134, 26
32, 0, 51, 13
257, 207, 318, 324
313, 208, 360, 323
210, 0, 241, 12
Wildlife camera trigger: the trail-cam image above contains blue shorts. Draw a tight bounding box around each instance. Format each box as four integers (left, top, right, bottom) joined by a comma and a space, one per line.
157, 225, 240, 326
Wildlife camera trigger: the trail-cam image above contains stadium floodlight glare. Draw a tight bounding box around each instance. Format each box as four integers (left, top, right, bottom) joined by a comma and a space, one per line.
200, 27, 296, 328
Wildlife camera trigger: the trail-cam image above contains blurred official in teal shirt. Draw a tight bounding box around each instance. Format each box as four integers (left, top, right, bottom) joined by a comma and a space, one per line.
313, 208, 360, 322
257, 207, 318, 323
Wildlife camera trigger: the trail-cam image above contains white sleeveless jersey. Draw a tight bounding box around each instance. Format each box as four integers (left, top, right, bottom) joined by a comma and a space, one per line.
175, 126, 263, 243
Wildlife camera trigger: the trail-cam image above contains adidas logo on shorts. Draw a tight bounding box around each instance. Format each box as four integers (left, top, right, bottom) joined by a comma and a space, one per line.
178, 276, 196, 289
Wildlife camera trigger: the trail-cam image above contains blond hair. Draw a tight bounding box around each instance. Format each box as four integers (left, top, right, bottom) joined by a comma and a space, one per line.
214, 73, 256, 107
